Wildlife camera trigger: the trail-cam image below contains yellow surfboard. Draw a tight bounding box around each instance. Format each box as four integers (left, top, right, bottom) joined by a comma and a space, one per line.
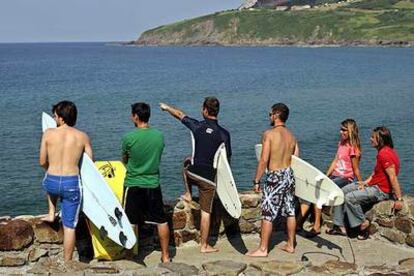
90, 161, 137, 260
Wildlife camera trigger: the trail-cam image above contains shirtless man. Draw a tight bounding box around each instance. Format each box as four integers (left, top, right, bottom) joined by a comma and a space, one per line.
246, 103, 299, 257
39, 101, 92, 261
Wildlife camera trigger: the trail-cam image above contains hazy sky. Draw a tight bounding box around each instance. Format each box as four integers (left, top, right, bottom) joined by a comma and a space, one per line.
0, 0, 241, 43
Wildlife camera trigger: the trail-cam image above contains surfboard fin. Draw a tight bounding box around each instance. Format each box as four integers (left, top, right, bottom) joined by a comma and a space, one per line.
99, 226, 108, 240
108, 215, 117, 227
114, 207, 123, 228
328, 192, 338, 201
315, 175, 324, 183
316, 198, 325, 209
119, 231, 127, 247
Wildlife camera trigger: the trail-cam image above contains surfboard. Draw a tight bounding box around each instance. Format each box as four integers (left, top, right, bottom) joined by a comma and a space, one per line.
90, 161, 138, 260
41, 112, 136, 249
189, 133, 241, 219
213, 143, 242, 219
254, 144, 344, 208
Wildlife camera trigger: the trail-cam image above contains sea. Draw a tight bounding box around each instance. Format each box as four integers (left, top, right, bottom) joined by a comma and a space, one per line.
0, 43, 413, 217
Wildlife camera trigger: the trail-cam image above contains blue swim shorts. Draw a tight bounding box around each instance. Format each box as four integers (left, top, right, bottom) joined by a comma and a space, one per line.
42, 174, 82, 229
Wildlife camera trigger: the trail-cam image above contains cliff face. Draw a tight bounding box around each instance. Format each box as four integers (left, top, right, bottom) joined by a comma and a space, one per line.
136, 0, 414, 46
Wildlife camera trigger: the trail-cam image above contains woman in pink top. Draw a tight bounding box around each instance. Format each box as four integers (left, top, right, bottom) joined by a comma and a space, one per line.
301, 119, 362, 237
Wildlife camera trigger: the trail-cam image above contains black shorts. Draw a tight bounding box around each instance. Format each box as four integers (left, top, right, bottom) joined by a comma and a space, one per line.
123, 186, 167, 225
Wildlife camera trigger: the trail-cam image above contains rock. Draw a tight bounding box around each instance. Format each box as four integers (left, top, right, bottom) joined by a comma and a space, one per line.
174, 230, 199, 246
172, 211, 187, 230
363, 264, 400, 275
0, 219, 34, 250
159, 262, 199, 275
376, 217, 394, 228
399, 258, 414, 270
381, 228, 406, 244
28, 247, 48, 262
202, 260, 247, 276
369, 222, 379, 235
406, 233, 414, 247
306, 265, 331, 275
39, 243, 63, 256
373, 201, 394, 217
394, 217, 412, 234
32, 220, 64, 244
250, 260, 304, 275
88, 262, 118, 274
321, 260, 357, 275
239, 218, 256, 233
239, 193, 261, 208
27, 257, 65, 274
243, 266, 262, 276
0, 216, 11, 223
188, 208, 201, 230
129, 267, 174, 275
0, 253, 27, 267
241, 208, 261, 221
365, 208, 376, 222
175, 200, 185, 210
112, 260, 145, 270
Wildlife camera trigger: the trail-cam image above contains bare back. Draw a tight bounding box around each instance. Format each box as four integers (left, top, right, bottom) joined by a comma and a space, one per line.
263, 126, 298, 171
40, 126, 92, 176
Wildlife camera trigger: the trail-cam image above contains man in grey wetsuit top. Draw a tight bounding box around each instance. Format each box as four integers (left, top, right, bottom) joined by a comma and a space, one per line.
160, 97, 231, 253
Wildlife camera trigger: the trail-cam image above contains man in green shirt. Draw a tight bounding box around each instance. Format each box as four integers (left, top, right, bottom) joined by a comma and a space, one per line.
122, 102, 170, 263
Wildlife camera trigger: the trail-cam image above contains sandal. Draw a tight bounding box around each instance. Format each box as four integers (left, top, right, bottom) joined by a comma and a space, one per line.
305, 228, 321, 238
326, 227, 347, 236
358, 223, 370, 240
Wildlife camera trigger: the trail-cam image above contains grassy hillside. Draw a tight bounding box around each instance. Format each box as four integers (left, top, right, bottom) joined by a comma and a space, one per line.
136, 0, 414, 46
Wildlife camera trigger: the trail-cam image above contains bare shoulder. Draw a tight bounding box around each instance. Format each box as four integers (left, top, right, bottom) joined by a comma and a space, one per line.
72, 128, 90, 141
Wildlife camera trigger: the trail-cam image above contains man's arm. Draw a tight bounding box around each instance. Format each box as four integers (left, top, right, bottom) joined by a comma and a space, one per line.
84, 134, 93, 160
385, 165, 403, 209
160, 103, 186, 121
253, 132, 270, 193
39, 132, 48, 170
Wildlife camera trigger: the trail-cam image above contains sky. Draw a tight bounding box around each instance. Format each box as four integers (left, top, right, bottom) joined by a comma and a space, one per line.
0, 0, 242, 43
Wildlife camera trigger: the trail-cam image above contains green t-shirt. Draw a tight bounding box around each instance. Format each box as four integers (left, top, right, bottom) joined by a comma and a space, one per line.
122, 127, 164, 188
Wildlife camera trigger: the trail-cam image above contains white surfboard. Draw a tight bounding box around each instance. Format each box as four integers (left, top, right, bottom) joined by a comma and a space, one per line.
41, 112, 136, 249
190, 133, 241, 218
255, 144, 344, 207
213, 143, 242, 219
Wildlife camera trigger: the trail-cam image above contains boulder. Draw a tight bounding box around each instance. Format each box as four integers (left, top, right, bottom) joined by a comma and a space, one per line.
394, 217, 412, 234
28, 247, 48, 262
32, 220, 64, 244
172, 211, 187, 230
373, 201, 394, 217
0, 253, 27, 267
406, 233, 414, 247
376, 217, 394, 228
202, 260, 247, 276
0, 219, 34, 250
241, 208, 261, 221
239, 218, 256, 233
380, 228, 406, 244
239, 192, 261, 208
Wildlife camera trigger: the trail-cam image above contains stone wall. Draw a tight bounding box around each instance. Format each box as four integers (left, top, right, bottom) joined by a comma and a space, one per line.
2, 192, 414, 272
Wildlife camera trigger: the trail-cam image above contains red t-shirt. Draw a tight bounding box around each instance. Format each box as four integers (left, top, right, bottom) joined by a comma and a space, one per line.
368, 146, 400, 193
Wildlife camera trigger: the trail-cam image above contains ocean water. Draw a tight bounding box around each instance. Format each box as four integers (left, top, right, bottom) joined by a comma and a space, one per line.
0, 43, 413, 217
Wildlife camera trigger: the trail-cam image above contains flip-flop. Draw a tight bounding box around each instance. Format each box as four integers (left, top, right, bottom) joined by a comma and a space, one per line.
325, 227, 347, 236
304, 228, 321, 238
358, 223, 370, 240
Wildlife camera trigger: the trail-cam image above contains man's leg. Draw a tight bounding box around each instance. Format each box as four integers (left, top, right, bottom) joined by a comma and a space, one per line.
63, 227, 76, 261
313, 206, 322, 233
280, 216, 296, 253
297, 202, 310, 230
246, 219, 273, 257
344, 186, 381, 228
157, 223, 170, 262
181, 158, 193, 202
200, 210, 218, 253
42, 193, 58, 222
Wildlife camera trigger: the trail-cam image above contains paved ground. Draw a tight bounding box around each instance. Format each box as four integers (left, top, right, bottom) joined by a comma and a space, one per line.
138, 229, 414, 268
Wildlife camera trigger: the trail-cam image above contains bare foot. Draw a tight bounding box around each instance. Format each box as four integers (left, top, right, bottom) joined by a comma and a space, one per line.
360, 220, 370, 231
200, 245, 219, 253
278, 244, 295, 254
245, 248, 268, 257
180, 193, 192, 203
40, 214, 56, 223
161, 256, 171, 263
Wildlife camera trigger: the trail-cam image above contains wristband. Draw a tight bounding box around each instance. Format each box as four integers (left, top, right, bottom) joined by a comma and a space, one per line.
253, 180, 260, 185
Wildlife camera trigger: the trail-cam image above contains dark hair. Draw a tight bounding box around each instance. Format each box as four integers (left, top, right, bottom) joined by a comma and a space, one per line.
131, 102, 150, 123
271, 103, 289, 122
203, 97, 220, 117
52, 101, 77, 126
372, 126, 394, 149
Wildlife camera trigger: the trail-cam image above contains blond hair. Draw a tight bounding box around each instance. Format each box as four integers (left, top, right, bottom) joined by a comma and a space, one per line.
342, 119, 361, 154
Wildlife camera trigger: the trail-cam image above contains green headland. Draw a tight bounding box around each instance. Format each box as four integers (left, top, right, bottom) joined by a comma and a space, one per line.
135, 0, 414, 46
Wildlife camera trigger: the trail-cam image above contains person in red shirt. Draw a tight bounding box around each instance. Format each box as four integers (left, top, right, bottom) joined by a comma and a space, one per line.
329, 126, 403, 240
